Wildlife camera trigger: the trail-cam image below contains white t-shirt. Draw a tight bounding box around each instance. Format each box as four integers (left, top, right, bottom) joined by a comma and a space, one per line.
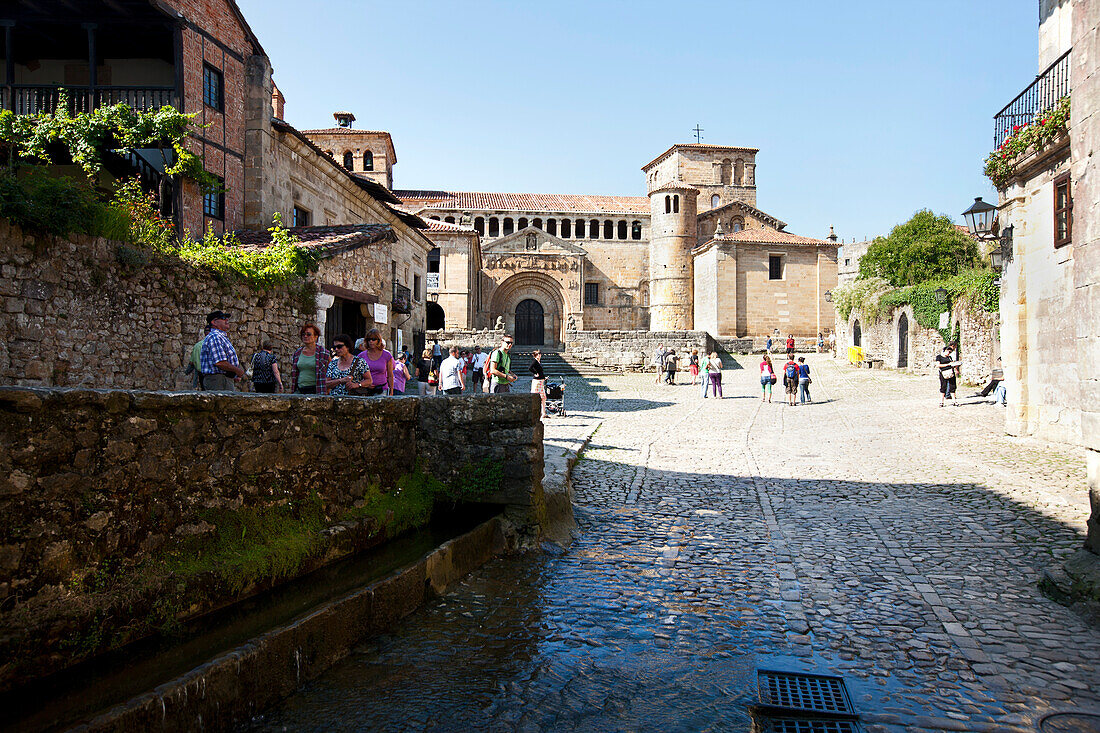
473, 352, 488, 370
440, 355, 463, 390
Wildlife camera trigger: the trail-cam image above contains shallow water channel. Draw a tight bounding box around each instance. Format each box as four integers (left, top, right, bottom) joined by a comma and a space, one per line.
244, 507, 771, 732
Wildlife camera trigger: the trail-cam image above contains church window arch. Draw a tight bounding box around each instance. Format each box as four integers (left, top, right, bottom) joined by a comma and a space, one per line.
547, 219, 557, 235
603, 220, 613, 239
731, 216, 744, 232
363, 151, 374, 171
720, 158, 732, 185
342, 151, 354, 170
518, 217, 528, 229
589, 220, 599, 239
673, 195, 680, 213
711, 194, 721, 209
488, 217, 500, 237
561, 219, 572, 238
533, 218, 543, 230
664, 195, 671, 214
631, 221, 642, 240
503, 217, 514, 235
734, 158, 745, 185
617, 220, 627, 239
474, 217, 485, 235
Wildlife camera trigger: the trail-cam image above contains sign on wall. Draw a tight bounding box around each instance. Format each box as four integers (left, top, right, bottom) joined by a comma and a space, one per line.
374, 303, 388, 324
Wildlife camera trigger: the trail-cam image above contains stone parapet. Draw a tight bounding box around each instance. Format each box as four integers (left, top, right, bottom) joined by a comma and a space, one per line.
425, 328, 505, 350
564, 330, 715, 371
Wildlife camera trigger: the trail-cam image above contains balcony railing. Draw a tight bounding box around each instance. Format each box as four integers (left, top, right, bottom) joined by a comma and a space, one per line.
426, 272, 440, 290
392, 281, 412, 314
993, 49, 1071, 148
1, 85, 177, 116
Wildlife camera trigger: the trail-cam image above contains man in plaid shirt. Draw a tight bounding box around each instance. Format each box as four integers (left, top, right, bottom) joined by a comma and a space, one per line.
199, 310, 245, 391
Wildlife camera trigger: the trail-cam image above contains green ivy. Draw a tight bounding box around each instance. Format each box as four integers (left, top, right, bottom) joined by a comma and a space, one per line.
985, 95, 1071, 188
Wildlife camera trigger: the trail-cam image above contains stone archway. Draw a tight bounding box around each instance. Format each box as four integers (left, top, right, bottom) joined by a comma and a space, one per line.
515, 299, 544, 345
489, 272, 569, 347
426, 302, 445, 330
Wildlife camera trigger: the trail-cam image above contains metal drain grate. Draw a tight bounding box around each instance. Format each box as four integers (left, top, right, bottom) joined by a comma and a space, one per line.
758, 670, 854, 715
761, 719, 861, 733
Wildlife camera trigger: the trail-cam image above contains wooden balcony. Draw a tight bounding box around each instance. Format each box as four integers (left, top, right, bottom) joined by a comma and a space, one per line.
1, 85, 177, 116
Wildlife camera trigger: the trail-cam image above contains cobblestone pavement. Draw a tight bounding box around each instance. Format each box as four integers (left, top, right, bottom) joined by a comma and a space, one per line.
250, 358, 1099, 733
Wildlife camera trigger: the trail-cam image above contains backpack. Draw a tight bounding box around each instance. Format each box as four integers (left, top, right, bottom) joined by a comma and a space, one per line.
784, 363, 798, 380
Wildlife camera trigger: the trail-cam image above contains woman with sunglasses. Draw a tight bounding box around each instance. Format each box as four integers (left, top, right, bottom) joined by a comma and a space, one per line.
325, 333, 368, 396
291, 323, 331, 394
360, 327, 394, 396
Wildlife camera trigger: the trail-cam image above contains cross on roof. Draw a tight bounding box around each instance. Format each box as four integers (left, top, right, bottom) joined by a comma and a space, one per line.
693, 124, 704, 143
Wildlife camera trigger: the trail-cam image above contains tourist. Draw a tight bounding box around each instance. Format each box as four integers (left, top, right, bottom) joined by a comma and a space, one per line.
393, 352, 412, 396
325, 334, 369, 396
828, 331, 836, 356
664, 349, 678, 385
760, 353, 775, 402
440, 345, 465, 394
471, 345, 487, 393
487, 334, 518, 393
797, 356, 811, 404
977, 358, 1004, 400
688, 348, 700, 386
360, 327, 395, 396
291, 323, 330, 395
184, 326, 208, 390
817, 332, 824, 354
935, 344, 961, 407
653, 343, 667, 384
199, 310, 245, 391
783, 354, 799, 406
462, 349, 475, 392
530, 348, 548, 418
431, 341, 443, 371
765, 335, 773, 353
249, 340, 282, 393
785, 334, 795, 359
354, 337, 367, 357
707, 351, 723, 398
418, 349, 435, 396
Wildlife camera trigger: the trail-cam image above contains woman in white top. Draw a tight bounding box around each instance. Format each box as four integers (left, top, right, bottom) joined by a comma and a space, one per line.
707, 352, 723, 398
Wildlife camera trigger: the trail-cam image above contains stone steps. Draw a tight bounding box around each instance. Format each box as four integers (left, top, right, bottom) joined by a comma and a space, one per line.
510, 349, 613, 378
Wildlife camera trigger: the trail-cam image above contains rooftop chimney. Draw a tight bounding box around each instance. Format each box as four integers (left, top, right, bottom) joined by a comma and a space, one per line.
271, 84, 285, 119
827, 226, 838, 242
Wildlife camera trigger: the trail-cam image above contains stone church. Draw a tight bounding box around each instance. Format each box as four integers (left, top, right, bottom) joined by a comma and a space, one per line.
303, 119, 839, 345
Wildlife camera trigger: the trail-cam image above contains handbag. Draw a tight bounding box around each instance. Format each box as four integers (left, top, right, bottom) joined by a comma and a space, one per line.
770, 374, 777, 385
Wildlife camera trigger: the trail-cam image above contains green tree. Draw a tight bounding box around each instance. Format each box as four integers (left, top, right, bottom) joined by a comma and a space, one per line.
858, 209, 982, 286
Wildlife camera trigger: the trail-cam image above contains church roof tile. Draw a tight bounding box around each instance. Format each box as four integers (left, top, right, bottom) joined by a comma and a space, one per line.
395, 190, 649, 215
713, 227, 839, 246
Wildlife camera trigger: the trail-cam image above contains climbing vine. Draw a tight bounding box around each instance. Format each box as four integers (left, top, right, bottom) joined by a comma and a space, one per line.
985, 95, 1071, 189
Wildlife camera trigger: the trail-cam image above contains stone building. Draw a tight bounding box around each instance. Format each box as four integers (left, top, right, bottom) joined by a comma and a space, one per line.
394, 144, 839, 345
991, 0, 1099, 554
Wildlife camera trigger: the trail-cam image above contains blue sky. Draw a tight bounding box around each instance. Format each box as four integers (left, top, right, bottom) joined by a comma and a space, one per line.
238, 0, 1039, 241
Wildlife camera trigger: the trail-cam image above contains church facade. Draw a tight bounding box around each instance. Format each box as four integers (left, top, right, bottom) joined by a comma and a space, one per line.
301, 121, 839, 345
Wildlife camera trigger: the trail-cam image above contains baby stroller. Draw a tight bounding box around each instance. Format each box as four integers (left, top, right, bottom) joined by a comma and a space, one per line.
545, 378, 567, 417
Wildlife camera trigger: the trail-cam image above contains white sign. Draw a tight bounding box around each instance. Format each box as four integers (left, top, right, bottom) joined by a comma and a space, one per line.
938, 311, 949, 330
374, 303, 388, 324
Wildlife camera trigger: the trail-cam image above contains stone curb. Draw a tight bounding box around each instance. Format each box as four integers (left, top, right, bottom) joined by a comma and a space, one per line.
72, 517, 505, 733
540, 419, 602, 547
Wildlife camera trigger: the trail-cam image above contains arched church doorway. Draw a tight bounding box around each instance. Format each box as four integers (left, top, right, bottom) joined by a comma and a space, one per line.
853, 320, 862, 347
897, 314, 909, 368
426, 302, 445, 330
515, 299, 544, 345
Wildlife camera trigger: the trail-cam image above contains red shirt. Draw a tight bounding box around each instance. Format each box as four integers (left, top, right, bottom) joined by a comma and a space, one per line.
786, 338, 795, 351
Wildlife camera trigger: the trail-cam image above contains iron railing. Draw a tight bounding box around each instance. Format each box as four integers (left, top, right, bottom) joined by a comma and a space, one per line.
392, 281, 412, 314
1, 85, 176, 116
993, 49, 1071, 148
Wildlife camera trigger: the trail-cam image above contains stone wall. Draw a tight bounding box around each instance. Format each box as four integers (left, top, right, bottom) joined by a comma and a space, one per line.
834, 303, 999, 384
564, 330, 715, 371
426, 328, 506, 351
0, 220, 311, 390
0, 388, 544, 687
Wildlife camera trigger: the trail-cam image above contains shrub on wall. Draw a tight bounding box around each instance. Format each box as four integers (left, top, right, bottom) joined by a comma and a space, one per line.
858, 210, 982, 286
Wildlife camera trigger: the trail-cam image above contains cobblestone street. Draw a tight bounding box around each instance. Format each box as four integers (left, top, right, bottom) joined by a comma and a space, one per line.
253, 358, 1100, 733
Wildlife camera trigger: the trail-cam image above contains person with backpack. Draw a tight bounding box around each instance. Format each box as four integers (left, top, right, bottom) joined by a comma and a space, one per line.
486, 334, 517, 393
664, 349, 678, 385
760, 353, 775, 402
782, 355, 800, 406
797, 356, 811, 404
785, 334, 796, 359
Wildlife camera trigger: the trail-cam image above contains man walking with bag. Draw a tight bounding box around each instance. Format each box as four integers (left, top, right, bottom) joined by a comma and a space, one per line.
486, 334, 518, 393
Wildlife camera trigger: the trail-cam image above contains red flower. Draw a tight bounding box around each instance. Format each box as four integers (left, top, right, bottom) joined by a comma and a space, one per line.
1013, 125, 1021, 132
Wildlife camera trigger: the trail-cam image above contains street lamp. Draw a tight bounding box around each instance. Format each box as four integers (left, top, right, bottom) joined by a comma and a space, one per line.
934, 287, 949, 304
823, 290, 833, 303
962, 197, 997, 239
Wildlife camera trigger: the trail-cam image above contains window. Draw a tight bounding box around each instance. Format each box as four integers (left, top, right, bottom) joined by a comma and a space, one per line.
732, 217, 744, 232
489, 217, 499, 237
518, 217, 528, 229
734, 158, 745, 185
444, 216, 455, 223
584, 282, 599, 305
342, 151, 354, 170
427, 248, 440, 273
203, 176, 224, 220
664, 195, 671, 214
631, 221, 642, 240
292, 205, 311, 227
363, 151, 374, 171
414, 274, 421, 301
720, 158, 731, 184
203, 64, 223, 111
547, 218, 557, 235
617, 221, 627, 239
561, 219, 571, 238
503, 217, 514, 235
603, 220, 613, 239
589, 219, 599, 238
673, 195, 680, 213
1054, 172, 1072, 247
533, 218, 543, 230
768, 254, 784, 280
711, 194, 720, 209
474, 217, 485, 235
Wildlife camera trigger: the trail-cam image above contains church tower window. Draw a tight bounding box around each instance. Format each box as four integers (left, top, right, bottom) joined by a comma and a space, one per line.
664, 195, 671, 214
631, 221, 642, 240
734, 158, 745, 185
711, 194, 720, 208
342, 151, 354, 170
363, 151, 374, 171
617, 221, 627, 239
732, 217, 744, 232
673, 195, 680, 213
720, 159, 732, 185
